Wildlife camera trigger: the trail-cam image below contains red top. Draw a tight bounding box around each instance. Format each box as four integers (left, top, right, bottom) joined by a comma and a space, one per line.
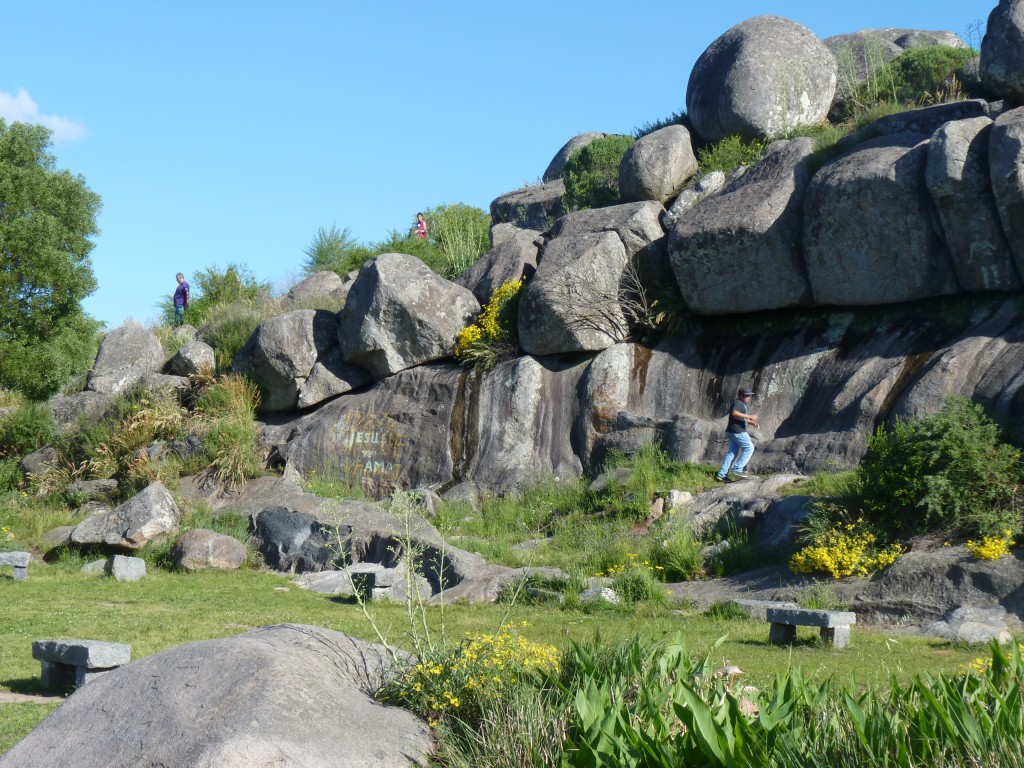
416, 219, 427, 239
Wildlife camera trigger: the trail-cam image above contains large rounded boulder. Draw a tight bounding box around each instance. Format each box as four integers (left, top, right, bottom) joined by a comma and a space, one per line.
981, 0, 1024, 102
619, 124, 699, 204
86, 321, 166, 395
686, 15, 837, 144
0, 624, 431, 768
337, 253, 480, 379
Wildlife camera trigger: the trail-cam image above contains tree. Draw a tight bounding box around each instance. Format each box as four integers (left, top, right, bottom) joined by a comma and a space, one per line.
0, 119, 102, 400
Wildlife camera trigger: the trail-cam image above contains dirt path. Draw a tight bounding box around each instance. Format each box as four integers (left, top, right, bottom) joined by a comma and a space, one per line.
0, 691, 62, 705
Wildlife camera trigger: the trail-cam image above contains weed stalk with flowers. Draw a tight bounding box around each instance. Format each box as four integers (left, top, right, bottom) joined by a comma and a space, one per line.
965, 529, 1015, 561
789, 519, 903, 579
0, 524, 14, 552
380, 622, 560, 727
455, 278, 522, 371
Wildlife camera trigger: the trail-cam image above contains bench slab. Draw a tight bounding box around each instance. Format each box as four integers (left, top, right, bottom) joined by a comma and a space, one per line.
0, 551, 29, 581
765, 607, 856, 628
766, 607, 856, 649
33, 640, 131, 688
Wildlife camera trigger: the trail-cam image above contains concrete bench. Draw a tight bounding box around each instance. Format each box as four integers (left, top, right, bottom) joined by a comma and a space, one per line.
0, 551, 29, 581
32, 640, 132, 688
766, 607, 856, 649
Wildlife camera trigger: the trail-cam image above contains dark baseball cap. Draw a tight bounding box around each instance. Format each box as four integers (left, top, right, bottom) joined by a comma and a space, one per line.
739, 387, 755, 396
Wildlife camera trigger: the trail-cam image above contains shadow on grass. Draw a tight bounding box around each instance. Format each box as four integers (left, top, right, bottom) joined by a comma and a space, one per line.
1, 676, 71, 698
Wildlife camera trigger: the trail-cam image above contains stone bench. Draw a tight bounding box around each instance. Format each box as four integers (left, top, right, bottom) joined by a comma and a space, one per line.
32, 640, 132, 688
0, 551, 30, 581
766, 607, 856, 649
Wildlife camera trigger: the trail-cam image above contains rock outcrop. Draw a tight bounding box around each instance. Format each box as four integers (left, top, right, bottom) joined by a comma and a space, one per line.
234, 309, 341, 412
925, 116, 1020, 291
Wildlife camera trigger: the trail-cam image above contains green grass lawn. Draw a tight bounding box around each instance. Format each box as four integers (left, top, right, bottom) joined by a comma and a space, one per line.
0, 561, 996, 756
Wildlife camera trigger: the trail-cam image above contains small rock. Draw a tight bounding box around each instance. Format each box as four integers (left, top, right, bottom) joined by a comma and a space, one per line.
107, 555, 146, 582
579, 586, 620, 605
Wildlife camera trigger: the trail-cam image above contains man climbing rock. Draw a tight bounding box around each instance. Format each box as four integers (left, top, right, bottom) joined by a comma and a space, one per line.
715, 386, 759, 481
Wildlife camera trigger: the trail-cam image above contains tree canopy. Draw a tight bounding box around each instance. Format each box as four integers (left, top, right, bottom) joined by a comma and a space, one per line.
0, 119, 102, 399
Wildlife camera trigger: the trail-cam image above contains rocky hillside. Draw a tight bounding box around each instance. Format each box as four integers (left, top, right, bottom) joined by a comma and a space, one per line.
51, 5, 1024, 500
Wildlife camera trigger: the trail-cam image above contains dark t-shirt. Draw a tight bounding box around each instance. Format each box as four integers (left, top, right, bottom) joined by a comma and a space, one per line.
174, 281, 190, 308
726, 398, 748, 434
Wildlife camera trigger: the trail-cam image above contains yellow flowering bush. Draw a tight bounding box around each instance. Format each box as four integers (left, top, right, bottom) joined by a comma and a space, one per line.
965, 530, 1015, 561
0, 524, 14, 551
960, 644, 1024, 676
790, 520, 903, 579
382, 622, 559, 727
454, 278, 523, 371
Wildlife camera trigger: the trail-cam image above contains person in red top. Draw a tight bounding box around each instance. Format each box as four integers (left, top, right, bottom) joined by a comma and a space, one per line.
415, 212, 427, 239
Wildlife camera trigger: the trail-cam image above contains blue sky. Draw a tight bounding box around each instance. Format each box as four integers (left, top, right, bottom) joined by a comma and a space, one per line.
1, 1, 996, 328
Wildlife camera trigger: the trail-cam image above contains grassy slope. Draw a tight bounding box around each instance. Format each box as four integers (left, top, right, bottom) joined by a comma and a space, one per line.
1, 561, 989, 755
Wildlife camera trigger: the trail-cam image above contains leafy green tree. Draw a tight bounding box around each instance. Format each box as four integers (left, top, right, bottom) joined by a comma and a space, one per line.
0, 120, 102, 400
301, 224, 374, 277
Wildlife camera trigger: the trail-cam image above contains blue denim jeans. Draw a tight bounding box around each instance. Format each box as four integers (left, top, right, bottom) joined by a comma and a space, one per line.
717, 431, 754, 478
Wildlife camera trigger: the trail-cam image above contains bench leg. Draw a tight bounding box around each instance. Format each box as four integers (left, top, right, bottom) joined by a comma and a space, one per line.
40, 661, 76, 690
13, 566, 27, 581
820, 626, 851, 649
768, 623, 797, 645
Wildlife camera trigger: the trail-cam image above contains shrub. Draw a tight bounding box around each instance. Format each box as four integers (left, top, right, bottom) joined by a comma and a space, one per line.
858, 397, 1024, 538
562, 134, 634, 211
882, 45, 976, 105
454, 278, 522, 371
965, 530, 1015, 561
0, 403, 55, 458
789, 519, 903, 579
696, 135, 768, 175
633, 110, 688, 139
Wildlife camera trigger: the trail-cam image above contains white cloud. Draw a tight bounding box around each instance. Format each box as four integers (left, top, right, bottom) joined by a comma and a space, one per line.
0, 88, 86, 143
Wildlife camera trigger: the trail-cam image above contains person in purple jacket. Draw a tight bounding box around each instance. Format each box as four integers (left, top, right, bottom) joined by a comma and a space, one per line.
173, 272, 191, 326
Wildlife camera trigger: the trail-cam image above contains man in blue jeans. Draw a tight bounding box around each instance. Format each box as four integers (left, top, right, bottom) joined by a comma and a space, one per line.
716, 387, 760, 481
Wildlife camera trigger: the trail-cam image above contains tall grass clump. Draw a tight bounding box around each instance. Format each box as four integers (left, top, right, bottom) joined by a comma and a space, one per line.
193, 374, 263, 487
425, 203, 491, 279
